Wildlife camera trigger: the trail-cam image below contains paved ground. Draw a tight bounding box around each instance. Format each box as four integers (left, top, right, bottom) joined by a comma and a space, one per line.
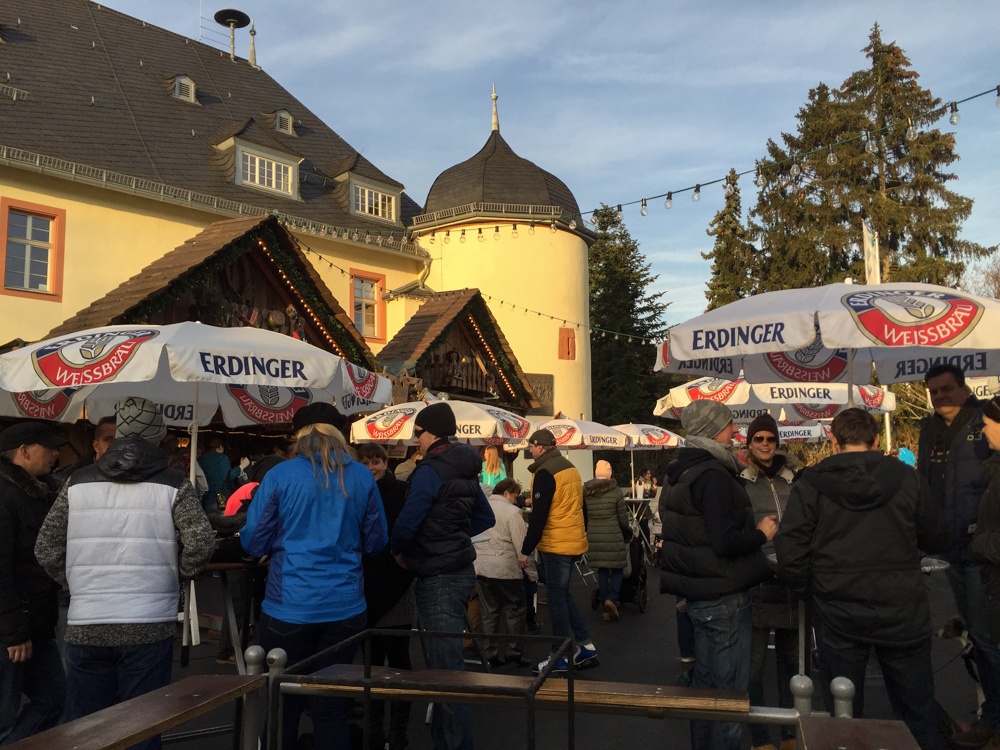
167, 562, 978, 749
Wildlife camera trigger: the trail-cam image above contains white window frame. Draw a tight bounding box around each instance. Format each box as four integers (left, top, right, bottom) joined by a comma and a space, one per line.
352, 182, 396, 223
5, 211, 52, 292
353, 276, 379, 338
234, 143, 298, 198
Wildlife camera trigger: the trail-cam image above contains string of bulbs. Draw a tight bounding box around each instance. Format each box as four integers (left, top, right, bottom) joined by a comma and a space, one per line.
583, 84, 1000, 220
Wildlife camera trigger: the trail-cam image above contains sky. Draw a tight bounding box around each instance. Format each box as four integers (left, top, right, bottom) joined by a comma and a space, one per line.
97, 0, 1000, 327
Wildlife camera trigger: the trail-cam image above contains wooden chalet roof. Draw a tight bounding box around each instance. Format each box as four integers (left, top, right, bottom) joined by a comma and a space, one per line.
0, 0, 422, 231
379, 289, 539, 409
45, 215, 378, 368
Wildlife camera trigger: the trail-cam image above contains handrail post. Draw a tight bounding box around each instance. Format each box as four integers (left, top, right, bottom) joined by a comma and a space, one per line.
265, 648, 288, 750
831, 676, 855, 718
240, 646, 266, 750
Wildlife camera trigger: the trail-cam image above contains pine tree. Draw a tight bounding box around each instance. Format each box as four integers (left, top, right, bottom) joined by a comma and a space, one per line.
703, 168, 760, 310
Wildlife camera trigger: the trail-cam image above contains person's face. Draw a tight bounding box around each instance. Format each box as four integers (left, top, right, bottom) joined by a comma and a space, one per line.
414, 427, 435, 452
502, 489, 519, 505
983, 415, 1000, 452
927, 373, 969, 422
93, 422, 116, 460
19, 443, 60, 477
712, 420, 736, 445
362, 455, 387, 481
749, 431, 778, 466
528, 443, 545, 460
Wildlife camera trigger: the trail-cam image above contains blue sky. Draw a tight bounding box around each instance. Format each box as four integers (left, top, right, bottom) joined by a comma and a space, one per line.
99, 1, 999, 326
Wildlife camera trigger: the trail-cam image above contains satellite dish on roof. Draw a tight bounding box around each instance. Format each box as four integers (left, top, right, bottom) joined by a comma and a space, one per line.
214, 8, 251, 61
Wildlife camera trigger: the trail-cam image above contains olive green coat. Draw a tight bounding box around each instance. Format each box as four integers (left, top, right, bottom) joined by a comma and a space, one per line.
582, 478, 630, 569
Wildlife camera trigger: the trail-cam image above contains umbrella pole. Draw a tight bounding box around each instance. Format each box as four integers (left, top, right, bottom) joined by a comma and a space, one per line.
188, 382, 199, 489
630, 451, 635, 495
847, 349, 856, 407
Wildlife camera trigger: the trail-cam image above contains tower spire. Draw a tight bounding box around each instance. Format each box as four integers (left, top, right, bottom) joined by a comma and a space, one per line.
491, 83, 499, 132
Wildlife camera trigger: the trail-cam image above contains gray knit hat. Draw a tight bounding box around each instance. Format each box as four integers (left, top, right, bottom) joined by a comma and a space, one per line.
115, 396, 167, 444
681, 400, 733, 439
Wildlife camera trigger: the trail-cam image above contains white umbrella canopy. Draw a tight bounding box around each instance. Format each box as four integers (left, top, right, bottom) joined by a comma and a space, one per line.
734, 421, 830, 445
350, 400, 532, 445
654, 376, 895, 425
659, 282, 1000, 385
611, 423, 684, 449
505, 418, 629, 451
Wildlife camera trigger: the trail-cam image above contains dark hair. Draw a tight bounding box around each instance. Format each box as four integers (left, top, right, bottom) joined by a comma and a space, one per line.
97, 415, 116, 428
984, 397, 1000, 423
207, 436, 225, 451
925, 363, 966, 387
494, 478, 521, 496
356, 443, 388, 461
830, 408, 879, 448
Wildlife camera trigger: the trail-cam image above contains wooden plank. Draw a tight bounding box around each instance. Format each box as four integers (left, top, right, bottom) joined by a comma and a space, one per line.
8, 674, 265, 750
302, 665, 748, 715
799, 716, 920, 750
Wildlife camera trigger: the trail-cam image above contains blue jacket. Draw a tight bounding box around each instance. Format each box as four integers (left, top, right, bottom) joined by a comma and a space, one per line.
242, 453, 387, 624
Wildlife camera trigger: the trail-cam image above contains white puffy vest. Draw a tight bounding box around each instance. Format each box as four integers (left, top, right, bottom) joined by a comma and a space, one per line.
66, 480, 180, 625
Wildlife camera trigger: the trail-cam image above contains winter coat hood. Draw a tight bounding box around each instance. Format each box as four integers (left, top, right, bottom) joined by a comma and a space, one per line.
584, 477, 619, 497
424, 441, 482, 480
96, 435, 170, 483
0, 456, 60, 499
800, 450, 904, 511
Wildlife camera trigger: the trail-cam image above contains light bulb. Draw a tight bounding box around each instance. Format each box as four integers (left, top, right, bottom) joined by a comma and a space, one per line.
949, 102, 960, 125
664, 192, 673, 209
511, 224, 518, 238
906, 123, 917, 142
460, 229, 466, 243
640, 198, 648, 216
996, 86, 1000, 108
723, 180, 734, 197
865, 131, 877, 154
789, 161, 801, 178
692, 184, 701, 202
429, 231, 436, 244
528, 221, 535, 235
615, 205, 623, 219
569, 219, 577, 230
477, 228, 485, 242
549, 221, 557, 233
755, 169, 766, 188
493, 226, 500, 241
826, 147, 838, 166
444, 230, 450, 244
589, 215, 597, 226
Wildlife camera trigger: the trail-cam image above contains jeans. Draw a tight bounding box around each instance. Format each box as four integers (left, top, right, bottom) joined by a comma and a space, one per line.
814, 620, 945, 750
748, 626, 797, 745
677, 598, 695, 659
942, 546, 1000, 731
258, 610, 366, 750
64, 637, 174, 750
687, 592, 752, 750
0, 638, 65, 745
416, 567, 476, 750
597, 568, 624, 607
541, 553, 590, 653
365, 625, 412, 750
477, 577, 527, 661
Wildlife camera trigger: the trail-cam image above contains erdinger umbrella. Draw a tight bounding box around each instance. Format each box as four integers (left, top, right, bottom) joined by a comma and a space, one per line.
611, 423, 685, 495
658, 282, 1000, 385
350, 400, 532, 445
733, 421, 830, 445
653, 376, 895, 424
505, 419, 629, 451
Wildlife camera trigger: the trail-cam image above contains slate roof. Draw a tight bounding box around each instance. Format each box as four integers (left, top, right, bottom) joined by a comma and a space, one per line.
379, 289, 539, 408
422, 130, 581, 218
44, 215, 377, 368
0, 0, 422, 233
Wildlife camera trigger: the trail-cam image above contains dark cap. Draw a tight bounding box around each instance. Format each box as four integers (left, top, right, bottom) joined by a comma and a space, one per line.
0, 422, 68, 452
527, 428, 556, 447
414, 402, 457, 438
292, 402, 347, 432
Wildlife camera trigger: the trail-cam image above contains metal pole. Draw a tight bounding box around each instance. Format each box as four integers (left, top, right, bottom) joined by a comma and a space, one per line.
831, 676, 855, 718
240, 646, 266, 750
265, 648, 288, 750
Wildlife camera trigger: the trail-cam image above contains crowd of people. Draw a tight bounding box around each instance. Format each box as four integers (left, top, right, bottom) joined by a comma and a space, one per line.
4, 360, 1000, 750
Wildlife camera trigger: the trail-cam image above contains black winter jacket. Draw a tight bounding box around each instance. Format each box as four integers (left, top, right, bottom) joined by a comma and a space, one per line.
0, 457, 61, 648
775, 450, 951, 647
364, 471, 415, 625
971, 454, 1000, 643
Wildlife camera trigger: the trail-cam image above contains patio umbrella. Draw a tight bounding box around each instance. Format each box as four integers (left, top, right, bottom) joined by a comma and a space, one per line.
350, 400, 532, 445
610, 423, 685, 492
733, 421, 830, 445
658, 282, 1000, 386
504, 418, 629, 451
653, 376, 895, 424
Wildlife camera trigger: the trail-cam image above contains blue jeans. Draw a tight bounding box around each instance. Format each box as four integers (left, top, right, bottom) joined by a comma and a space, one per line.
942, 546, 1000, 731
415, 567, 476, 750
64, 637, 173, 750
541, 554, 590, 652
814, 620, 945, 750
687, 592, 752, 750
0, 638, 65, 745
597, 568, 624, 606
258, 610, 366, 750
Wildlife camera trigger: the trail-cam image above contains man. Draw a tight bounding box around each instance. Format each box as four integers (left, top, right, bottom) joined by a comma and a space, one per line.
776, 408, 951, 750
659, 400, 775, 750
35, 397, 215, 750
740, 414, 798, 750
517, 429, 598, 675
391, 402, 494, 750
0, 422, 67, 744
53, 416, 116, 483
917, 363, 1000, 748
198, 437, 231, 516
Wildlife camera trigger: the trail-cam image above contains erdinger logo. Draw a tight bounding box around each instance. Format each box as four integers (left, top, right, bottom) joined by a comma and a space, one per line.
364, 407, 416, 440
794, 403, 839, 420
689, 378, 741, 402
13, 388, 79, 420
548, 424, 578, 446
764, 336, 849, 383
346, 364, 379, 400
640, 427, 674, 446
32, 329, 158, 387
487, 408, 530, 439
228, 385, 311, 424
844, 289, 983, 346
858, 386, 885, 409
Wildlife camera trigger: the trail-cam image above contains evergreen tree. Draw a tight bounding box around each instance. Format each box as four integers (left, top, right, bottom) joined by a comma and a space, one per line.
703, 168, 760, 310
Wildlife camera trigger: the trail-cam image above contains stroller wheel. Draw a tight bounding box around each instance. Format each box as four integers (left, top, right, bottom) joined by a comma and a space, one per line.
637, 581, 648, 613
591, 587, 601, 610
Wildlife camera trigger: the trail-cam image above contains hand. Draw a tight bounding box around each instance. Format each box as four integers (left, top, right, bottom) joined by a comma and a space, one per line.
239, 457, 250, 470
517, 554, 529, 570
757, 515, 779, 541
7, 640, 32, 663
393, 552, 408, 569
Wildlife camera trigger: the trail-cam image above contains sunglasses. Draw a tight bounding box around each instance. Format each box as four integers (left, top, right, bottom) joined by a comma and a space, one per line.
413, 427, 426, 438
751, 435, 777, 444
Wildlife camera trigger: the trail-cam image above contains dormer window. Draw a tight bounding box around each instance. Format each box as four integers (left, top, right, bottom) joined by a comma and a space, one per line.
173, 75, 196, 103
352, 181, 397, 223
274, 109, 294, 135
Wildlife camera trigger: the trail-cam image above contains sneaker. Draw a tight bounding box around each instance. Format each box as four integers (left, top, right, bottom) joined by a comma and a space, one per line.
603, 600, 620, 621
679, 655, 696, 664
574, 642, 599, 669
953, 720, 997, 748
778, 740, 797, 750
215, 654, 237, 665
533, 653, 569, 675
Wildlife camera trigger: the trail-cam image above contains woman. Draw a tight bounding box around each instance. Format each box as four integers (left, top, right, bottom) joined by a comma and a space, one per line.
584, 460, 630, 620
970, 396, 1000, 645
241, 403, 388, 749
479, 445, 507, 488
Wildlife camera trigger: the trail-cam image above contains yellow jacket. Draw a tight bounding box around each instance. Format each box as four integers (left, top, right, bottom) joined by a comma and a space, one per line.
529, 449, 587, 555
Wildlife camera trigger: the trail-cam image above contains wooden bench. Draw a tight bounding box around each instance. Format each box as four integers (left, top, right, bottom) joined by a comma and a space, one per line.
7, 674, 265, 750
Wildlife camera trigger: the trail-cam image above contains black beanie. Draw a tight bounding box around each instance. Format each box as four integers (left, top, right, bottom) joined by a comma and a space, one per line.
414, 402, 457, 438
292, 402, 347, 432
746, 413, 780, 444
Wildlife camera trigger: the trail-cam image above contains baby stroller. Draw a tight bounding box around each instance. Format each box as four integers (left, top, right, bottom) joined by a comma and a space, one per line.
591, 533, 648, 613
